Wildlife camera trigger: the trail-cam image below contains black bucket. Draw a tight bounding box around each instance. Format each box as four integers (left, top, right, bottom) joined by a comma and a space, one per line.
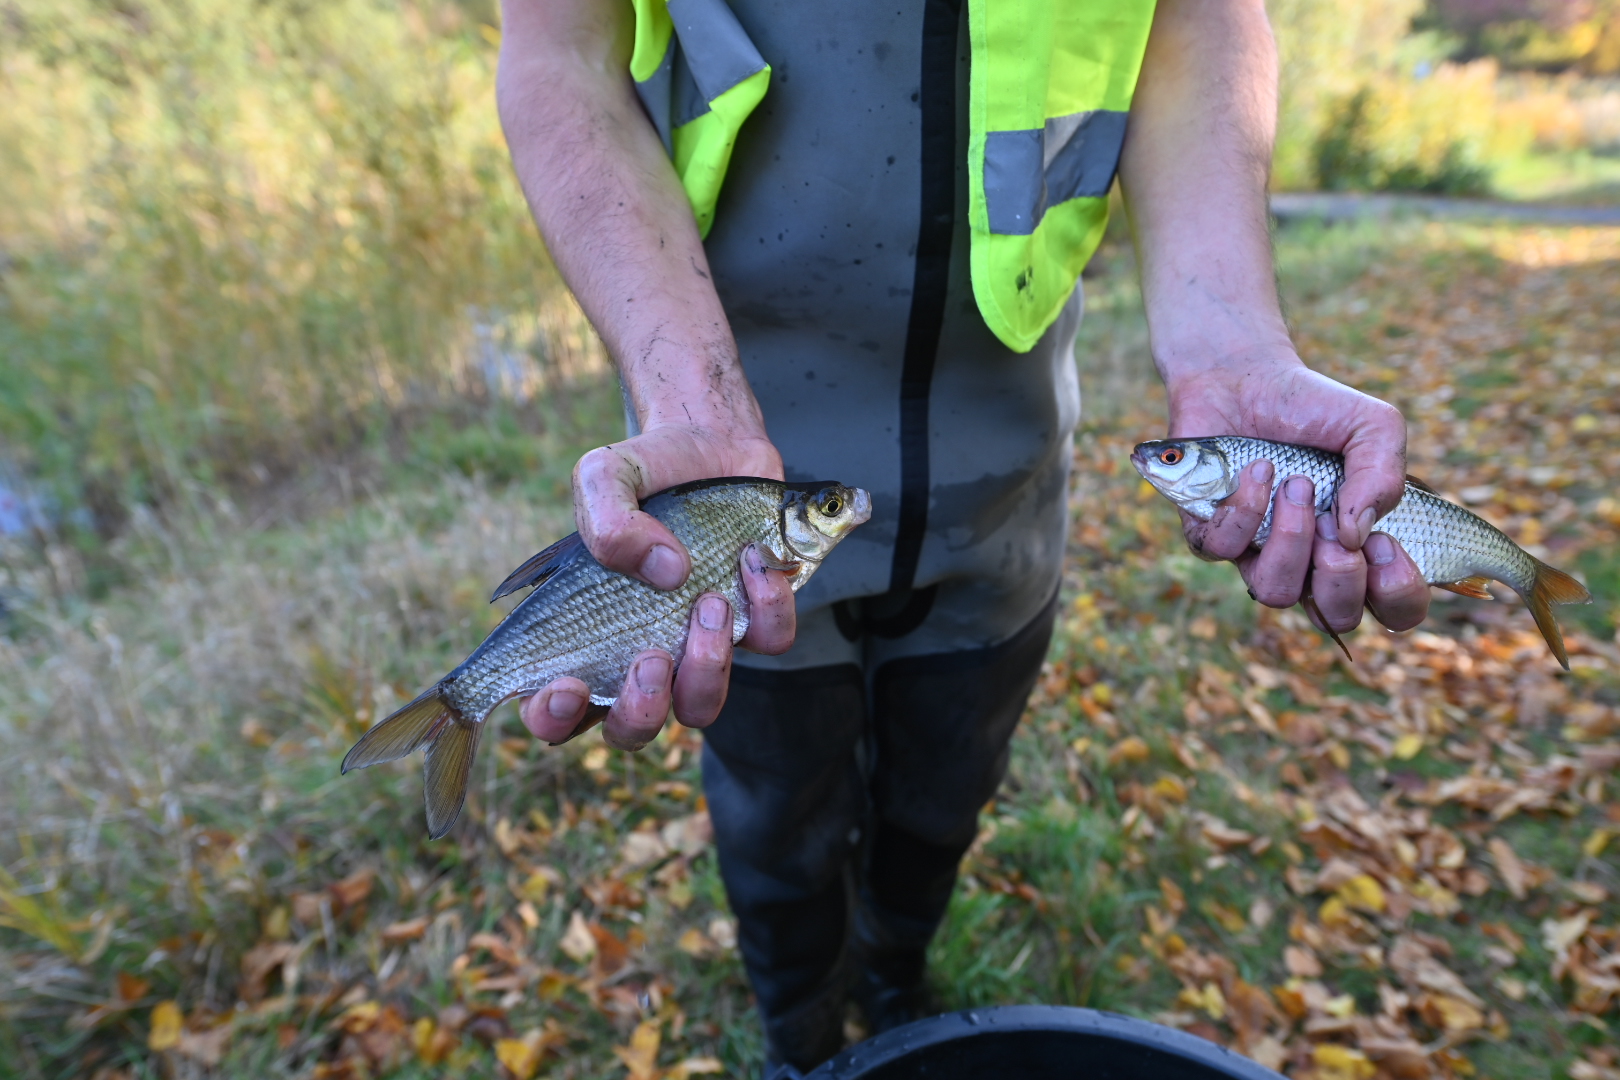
794, 1006, 1285, 1080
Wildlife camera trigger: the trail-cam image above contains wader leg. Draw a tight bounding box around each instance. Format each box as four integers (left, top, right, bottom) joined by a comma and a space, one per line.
700, 662, 867, 1072
852, 592, 1058, 1031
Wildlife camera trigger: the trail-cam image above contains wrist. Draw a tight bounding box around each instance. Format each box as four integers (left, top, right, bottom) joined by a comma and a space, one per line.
1154, 334, 1301, 388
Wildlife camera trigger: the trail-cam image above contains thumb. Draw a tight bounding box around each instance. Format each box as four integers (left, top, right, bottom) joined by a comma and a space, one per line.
572, 444, 691, 589
1334, 403, 1407, 551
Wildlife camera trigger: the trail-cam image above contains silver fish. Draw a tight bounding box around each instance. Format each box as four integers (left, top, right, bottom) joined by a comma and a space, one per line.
1131, 436, 1591, 668
343, 477, 872, 837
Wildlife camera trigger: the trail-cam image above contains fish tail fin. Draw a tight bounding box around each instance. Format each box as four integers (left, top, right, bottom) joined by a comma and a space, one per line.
1526, 559, 1592, 671
341, 682, 456, 773
423, 717, 482, 840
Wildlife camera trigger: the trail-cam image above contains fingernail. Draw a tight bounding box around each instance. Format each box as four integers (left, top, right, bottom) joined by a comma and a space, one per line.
698, 595, 729, 632
1366, 532, 1395, 566
635, 655, 670, 694
546, 689, 583, 719
639, 544, 683, 589
1249, 460, 1274, 484
1316, 513, 1338, 541
1356, 507, 1376, 545
1285, 476, 1313, 506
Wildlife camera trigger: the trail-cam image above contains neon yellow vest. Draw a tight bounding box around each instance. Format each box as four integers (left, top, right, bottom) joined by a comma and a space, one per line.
630, 0, 1158, 352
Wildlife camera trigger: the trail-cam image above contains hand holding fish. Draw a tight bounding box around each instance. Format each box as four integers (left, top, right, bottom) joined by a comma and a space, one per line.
522, 421, 794, 750
1161, 354, 1432, 638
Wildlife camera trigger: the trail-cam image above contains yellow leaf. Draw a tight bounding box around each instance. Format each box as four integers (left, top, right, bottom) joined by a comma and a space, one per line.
1323, 993, 1357, 1018
1584, 828, 1612, 858
1391, 733, 1423, 760
1175, 981, 1225, 1020
677, 927, 713, 956
1335, 874, 1386, 914
668, 1057, 726, 1080
1312, 1044, 1376, 1080
1070, 736, 1092, 755
495, 1034, 544, 1080
1318, 896, 1351, 926
612, 1020, 662, 1080
148, 1000, 182, 1051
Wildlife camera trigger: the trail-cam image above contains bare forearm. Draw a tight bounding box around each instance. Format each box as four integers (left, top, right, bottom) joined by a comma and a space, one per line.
496, 0, 764, 436
1117, 0, 1291, 382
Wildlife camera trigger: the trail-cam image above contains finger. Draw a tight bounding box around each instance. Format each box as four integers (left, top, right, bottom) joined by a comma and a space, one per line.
1363, 532, 1430, 632
1306, 513, 1367, 633
1333, 397, 1407, 551
1184, 460, 1274, 562
573, 445, 691, 589
737, 544, 796, 655
601, 650, 673, 750
671, 594, 733, 727
1242, 474, 1316, 608
519, 677, 592, 744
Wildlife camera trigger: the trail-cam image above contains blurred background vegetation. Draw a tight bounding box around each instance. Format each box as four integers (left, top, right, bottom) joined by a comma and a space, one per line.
2, 1, 1619, 1078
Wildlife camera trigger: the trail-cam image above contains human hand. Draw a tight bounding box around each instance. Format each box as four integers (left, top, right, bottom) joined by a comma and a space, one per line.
519, 424, 796, 748
1165, 349, 1430, 637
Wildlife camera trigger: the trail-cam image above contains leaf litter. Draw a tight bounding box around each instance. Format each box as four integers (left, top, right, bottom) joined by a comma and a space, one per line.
0, 223, 1616, 1078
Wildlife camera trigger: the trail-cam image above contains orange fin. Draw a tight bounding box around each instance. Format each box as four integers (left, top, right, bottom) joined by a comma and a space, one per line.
1302, 593, 1354, 662
1435, 576, 1494, 600
1525, 558, 1593, 671
1404, 474, 1439, 494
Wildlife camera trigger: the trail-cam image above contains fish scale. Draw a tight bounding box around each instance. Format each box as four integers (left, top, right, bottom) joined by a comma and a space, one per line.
341, 477, 871, 838
1131, 435, 1591, 669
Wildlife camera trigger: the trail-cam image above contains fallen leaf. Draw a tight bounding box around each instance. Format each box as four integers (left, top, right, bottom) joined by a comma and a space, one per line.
147, 1001, 182, 1051
1108, 736, 1151, 766
495, 1032, 544, 1080
380, 916, 430, 944
612, 1020, 662, 1080
559, 912, 596, 963
1336, 874, 1387, 914
1487, 837, 1529, 900
1312, 1044, 1377, 1080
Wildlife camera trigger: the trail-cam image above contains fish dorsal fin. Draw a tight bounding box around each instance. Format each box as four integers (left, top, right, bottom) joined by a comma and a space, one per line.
1405, 474, 1439, 495
1435, 576, 1494, 600
490, 532, 587, 602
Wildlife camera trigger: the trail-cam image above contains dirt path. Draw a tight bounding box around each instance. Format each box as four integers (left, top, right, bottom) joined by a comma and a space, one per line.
1271, 191, 1620, 226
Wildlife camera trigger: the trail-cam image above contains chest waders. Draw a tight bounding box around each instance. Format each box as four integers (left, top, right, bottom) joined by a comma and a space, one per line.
630, 0, 1158, 351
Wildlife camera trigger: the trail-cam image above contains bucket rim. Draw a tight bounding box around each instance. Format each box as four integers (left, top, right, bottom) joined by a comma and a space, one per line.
803, 1004, 1286, 1079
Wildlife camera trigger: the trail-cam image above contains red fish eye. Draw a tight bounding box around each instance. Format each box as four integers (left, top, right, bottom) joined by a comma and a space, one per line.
1159, 447, 1183, 465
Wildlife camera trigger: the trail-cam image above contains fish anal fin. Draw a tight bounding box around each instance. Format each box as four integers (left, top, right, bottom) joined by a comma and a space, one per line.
423, 718, 483, 839
1435, 576, 1494, 600
490, 533, 587, 602
342, 684, 454, 772
1404, 474, 1439, 495
1526, 558, 1593, 671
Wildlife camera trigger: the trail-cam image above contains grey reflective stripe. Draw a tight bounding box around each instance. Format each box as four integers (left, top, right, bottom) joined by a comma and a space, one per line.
667, 0, 767, 102
635, 0, 767, 146
983, 109, 1129, 236
635, 38, 676, 154
671, 42, 708, 128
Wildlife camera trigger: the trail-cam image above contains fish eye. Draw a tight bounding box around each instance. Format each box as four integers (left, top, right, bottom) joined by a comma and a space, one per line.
1159, 447, 1184, 466
821, 495, 842, 515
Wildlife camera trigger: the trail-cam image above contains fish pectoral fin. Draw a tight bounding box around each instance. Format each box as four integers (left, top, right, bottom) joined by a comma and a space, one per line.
752, 546, 803, 576
546, 702, 611, 747
342, 684, 454, 772
490, 532, 588, 602
1434, 576, 1494, 601
423, 717, 483, 840
1302, 593, 1355, 663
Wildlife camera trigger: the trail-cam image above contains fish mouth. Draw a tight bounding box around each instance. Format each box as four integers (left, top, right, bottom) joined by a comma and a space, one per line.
850, 487, 873, 526
1128, 445, 1152, 477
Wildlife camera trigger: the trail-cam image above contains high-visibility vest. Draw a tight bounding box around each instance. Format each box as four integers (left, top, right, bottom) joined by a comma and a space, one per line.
630, 0, 1159, 353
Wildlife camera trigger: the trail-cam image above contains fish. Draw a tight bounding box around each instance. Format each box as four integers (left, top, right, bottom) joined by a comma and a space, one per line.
1130, 436, 1591, 668
342, 477, 872, 837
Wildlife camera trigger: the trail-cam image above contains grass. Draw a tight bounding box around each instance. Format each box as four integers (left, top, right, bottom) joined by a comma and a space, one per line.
3, 221, 1619, 1080
4, 4, 1620, 1078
